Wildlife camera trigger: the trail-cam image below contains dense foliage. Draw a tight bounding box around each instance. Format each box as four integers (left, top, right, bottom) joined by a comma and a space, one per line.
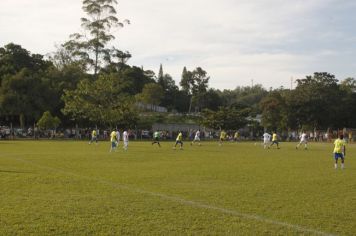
0, 0, 355, 130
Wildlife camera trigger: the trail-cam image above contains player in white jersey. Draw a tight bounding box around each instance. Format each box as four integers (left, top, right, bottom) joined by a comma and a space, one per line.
296, 132, 308, 150
115, 129, 121, 146
191, 130, 201, 146
123, 130, 129, 151
262, 132, 271, 149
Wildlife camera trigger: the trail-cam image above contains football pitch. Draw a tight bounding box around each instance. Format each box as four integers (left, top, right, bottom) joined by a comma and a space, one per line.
0, 141, 355, 235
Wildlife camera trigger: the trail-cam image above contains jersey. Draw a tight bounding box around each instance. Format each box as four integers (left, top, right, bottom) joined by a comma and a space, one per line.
123, 131, 129, 142
92, 130, 97, 137
272, 133, 278, 141
263, 133, 271, 141
176, 132, 183, 141
333, 139, 346, 153
116, 131, 120, 141
195, 131, 200, 138
154, 131, 160, 139
110, 131, 116, 142
300, 133, 307, 142
234, 132, 239, 139
220, 131, 227, 139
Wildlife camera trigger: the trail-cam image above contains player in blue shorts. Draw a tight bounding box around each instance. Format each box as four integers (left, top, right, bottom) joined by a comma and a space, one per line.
333, 134, 346, 169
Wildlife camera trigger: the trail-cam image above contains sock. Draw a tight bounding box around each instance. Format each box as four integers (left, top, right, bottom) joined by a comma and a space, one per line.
334, 163, 338, 169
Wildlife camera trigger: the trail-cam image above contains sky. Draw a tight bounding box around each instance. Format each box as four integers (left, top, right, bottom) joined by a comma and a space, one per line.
0, 0, 355, 90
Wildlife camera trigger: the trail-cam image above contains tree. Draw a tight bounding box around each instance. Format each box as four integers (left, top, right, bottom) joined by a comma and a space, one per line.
63, 0, 130, 75
37, 111, 61, 130
0, 43, 51, 81
201, 106, 250, 130
287, 72, 340, 129
157, 73, 179, 111
136, 83, 164, 108
158, 64, 164, 81
180, 67, 210, 113
260, 91, 286, 131
62, 73, 138, 127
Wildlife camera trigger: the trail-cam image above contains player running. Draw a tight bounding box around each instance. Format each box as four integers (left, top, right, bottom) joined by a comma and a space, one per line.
173, 131, 183, 150
262, 132, 271, 149
109, 130, 117, 152
333, 134, 346, 169
191, 129, 201, 146
296, 131, 308, 150
219, 130, 227, 146
123, 130, 129, 151
152, 130, 161, 147
269, 132, 280, 149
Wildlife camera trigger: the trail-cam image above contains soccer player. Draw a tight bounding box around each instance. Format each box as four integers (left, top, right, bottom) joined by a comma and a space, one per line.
234, 131, 240, 142
89, 129, 98, 145
296, 131, 308, 150
123, 130, 129, 151
173, 131, 183, 150
152, 130, 161, 147
262, 132, 271, 149
269, 132, 280, 149
333, 134, 346, 169
219, 130, 227, 146
191, 129, 201, 146
116, 129, 121, 146
109, 130, 117, 152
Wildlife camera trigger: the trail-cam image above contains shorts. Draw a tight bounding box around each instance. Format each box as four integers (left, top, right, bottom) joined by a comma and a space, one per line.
194, 137, 200, 141
334, 153, 344, 160
111, 141, 117, 148
263, 140, 270, 144
175, 140, 183, 145
299, 140, 307, 144
153, 137, 159, 142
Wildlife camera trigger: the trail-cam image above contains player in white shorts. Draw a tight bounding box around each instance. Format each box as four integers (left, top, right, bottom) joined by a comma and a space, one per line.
123, 130, 129, 151
115, 129, 120, 146
296, 132, 308, 150
191, 129, 201, 146
262, 132, 271, 149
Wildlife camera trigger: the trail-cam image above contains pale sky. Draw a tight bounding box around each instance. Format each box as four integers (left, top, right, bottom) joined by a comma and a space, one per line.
1, 0, 355, 90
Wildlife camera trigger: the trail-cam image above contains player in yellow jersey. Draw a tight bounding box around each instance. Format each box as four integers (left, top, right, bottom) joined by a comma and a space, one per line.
109, 130, 117, 152
333, 134, 346, 169
173, 131, 183, 150
89, 129, 98, 145
269, 132, 280, 149
219, 130, 227, 146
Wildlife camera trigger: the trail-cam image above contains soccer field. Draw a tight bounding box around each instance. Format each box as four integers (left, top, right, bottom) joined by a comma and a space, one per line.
0, 141, 355, 235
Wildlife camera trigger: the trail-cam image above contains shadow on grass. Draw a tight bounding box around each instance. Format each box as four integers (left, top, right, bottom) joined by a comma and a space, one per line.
0, 170, 33, 174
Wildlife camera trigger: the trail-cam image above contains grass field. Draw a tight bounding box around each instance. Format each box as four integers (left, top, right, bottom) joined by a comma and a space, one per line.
0, 140, 355, 235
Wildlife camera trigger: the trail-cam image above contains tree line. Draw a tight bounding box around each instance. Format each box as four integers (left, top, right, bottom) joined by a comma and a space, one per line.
0, 0, 355, 132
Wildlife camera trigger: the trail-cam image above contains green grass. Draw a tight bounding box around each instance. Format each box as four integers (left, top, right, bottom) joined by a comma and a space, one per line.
0, 140, 355, 235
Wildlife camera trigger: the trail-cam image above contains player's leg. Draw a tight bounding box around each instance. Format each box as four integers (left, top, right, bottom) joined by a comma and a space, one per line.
334, 154, 338, 169
341, 156, 345, 169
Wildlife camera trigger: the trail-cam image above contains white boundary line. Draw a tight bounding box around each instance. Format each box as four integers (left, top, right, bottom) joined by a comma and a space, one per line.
1, 154, 336, 236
